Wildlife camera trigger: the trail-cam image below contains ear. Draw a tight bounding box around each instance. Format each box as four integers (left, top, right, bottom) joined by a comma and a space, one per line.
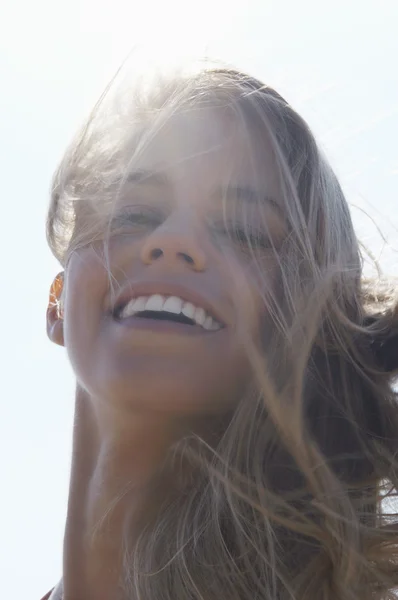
47, 272, 65, 347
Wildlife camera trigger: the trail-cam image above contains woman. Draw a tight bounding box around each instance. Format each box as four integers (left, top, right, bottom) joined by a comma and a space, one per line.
41, 67, 398, 600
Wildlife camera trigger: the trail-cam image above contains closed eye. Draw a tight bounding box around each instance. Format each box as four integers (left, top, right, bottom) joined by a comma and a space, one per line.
110, 205, 164, 232
212, 221, 274, 251
231, 227, 273, 249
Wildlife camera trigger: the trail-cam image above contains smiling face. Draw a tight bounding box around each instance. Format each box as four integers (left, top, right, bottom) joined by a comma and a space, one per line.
50, 106, 286, 417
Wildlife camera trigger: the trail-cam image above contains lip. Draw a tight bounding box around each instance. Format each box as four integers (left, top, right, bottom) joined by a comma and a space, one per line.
113, 315, 219, 336
107, 280, 228, 328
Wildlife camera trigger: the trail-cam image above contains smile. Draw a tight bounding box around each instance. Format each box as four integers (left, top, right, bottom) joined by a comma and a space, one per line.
113, 294, 224, 332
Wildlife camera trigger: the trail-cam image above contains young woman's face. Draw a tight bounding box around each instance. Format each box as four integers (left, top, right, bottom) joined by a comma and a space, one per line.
57, 107, 286, 416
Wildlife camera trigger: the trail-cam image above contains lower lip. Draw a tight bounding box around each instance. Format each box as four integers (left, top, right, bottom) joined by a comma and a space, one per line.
113, 315, 220, 335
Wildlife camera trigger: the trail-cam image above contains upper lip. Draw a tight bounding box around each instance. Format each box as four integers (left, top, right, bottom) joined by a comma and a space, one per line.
107, 280, 227, 326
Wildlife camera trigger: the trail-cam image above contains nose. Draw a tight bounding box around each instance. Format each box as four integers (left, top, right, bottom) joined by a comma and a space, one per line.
140, 215, 207, 272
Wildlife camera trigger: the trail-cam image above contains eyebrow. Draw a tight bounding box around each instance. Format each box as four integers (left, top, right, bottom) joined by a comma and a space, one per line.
126, 169, 169, 186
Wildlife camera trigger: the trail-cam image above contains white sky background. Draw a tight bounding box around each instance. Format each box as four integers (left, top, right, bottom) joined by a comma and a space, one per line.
0, 0, 397, 597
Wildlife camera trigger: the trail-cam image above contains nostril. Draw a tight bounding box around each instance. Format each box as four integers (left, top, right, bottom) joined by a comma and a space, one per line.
178, 252, 194, 265
145, 247, 198, 267
150, 248, 163, 260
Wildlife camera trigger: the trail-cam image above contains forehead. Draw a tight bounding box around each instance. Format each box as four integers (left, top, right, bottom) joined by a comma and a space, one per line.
130, 107, 280, 196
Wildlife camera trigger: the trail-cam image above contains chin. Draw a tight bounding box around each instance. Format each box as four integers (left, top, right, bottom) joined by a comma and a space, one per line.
86, 358, 243, 417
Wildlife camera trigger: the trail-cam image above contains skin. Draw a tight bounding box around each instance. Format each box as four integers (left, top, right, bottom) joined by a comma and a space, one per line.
46, 107, 286, 600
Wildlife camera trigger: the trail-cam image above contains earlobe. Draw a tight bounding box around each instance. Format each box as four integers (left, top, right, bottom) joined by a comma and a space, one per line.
47, 272, 65, 347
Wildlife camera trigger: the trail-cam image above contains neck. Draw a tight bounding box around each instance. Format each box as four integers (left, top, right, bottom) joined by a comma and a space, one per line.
60, 388, 195, 600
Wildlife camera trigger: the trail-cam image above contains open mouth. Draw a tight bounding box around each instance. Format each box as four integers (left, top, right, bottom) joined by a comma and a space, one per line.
129, 310, 196, 326
113, 294, 223, 332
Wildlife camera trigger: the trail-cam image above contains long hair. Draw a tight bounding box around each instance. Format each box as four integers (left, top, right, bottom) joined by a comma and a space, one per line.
47, 66, 398, 600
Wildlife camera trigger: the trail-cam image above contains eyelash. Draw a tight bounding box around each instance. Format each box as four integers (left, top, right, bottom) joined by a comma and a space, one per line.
213, 223, 273, 250
233, 227, 273, 249
110, 208, 163, 231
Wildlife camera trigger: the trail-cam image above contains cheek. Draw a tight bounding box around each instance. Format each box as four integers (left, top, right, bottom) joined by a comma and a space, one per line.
62, 249, 108, 375
225, 251, 279, 340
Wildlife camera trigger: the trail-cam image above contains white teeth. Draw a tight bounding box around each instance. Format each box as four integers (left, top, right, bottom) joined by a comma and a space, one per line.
120, 299, 138, 319
163, 296, 183, 314
132, 296, 147, 312
203, 316, 213, 330
181, 302, 195, 319
117, 293, 222, 331
203, 316, 221, 331
144, 294, 164, 311
194, 307, 206, 326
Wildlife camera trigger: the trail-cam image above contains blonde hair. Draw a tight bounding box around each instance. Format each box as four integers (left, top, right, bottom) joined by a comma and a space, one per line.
47, 66, 398, 600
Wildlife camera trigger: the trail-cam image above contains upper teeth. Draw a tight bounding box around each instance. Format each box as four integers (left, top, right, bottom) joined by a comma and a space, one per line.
118, 294, 221, 331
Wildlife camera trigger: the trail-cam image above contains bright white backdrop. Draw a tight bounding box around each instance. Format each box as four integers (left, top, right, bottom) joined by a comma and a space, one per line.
0, 1, 397, 597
